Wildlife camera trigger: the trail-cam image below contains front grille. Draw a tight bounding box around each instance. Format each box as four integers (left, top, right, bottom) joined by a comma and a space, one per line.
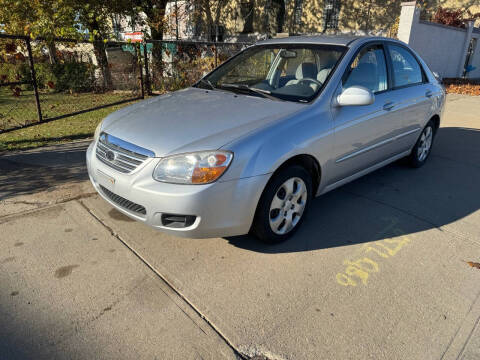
96, 132, 155, 174
99, 185, 146, 216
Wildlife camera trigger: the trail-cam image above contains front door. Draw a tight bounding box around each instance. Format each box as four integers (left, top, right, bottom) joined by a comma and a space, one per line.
330, 43, 404, 184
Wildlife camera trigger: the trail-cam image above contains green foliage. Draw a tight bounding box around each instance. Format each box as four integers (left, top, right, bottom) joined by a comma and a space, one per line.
0, 63, 29, 84
0, 61, 95, 93
0, 0, 79, 39
33, 63, 56, 89
51, 63, 95, 92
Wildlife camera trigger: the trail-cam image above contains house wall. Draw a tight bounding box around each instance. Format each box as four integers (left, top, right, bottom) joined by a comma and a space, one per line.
411, 21, 468, 78
468, 34, 480, 78
397, 1, 479, 79
134, 1, 480, 43
219, 0, 401, 38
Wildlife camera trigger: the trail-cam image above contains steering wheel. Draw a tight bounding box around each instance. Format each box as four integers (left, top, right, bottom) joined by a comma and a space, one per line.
298, 78, 323, 87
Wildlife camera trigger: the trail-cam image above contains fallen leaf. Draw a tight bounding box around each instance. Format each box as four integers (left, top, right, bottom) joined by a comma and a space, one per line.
465, 261, 480, 269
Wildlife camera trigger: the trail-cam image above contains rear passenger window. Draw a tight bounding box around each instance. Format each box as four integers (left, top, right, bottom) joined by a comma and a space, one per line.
388, 45, 423, 87
343, 45, 388, 94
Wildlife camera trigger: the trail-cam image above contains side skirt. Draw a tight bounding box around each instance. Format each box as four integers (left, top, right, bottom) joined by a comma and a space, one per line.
317, 150, 411, 196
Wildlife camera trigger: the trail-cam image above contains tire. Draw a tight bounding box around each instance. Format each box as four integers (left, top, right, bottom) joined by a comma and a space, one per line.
251, 165, 313, 244
408, 120, 436, 168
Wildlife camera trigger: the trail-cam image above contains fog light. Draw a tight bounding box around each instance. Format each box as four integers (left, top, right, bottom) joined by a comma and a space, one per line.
161, 214, 196, 228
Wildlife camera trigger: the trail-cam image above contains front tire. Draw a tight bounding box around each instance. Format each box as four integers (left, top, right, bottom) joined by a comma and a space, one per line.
251, 165, 313, 244
408, 120, 435, 168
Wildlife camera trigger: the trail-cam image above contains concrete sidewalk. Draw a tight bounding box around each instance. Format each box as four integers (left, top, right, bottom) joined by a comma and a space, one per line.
1, 94, 480, 359
0, 141, 239, 359
0, 201, 238, 359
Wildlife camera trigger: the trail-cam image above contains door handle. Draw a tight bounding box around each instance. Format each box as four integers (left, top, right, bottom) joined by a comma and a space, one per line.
425, 90, 433, 98
383, 101, 395, 111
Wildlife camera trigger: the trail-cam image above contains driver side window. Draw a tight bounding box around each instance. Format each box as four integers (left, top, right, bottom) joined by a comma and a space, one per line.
343, 45, 388, 94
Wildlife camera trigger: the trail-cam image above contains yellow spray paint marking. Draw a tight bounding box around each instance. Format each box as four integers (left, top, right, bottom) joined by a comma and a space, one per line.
336, 218, 413, 287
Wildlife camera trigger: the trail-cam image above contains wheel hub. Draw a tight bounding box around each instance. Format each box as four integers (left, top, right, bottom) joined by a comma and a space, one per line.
269, 177, 308, 235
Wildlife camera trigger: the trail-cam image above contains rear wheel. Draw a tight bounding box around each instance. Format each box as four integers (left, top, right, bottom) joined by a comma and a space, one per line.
251, 165, 312, 244
408, 120, 435, 168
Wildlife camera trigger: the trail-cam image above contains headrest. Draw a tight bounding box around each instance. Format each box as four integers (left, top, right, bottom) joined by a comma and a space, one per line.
295, 62, 318, 80
317, 68, 332, 84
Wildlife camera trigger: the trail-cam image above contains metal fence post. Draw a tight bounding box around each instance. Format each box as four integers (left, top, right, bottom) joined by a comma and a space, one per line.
136, 43, 145, 99
214, 43, 218, 68
143, 41, 151, 95
25, 37, 42, 122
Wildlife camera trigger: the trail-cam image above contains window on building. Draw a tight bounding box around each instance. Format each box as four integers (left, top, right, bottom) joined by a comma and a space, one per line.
323, 0, 341, 31
273, 0, 285, 33
293, 0, 303, 26
240, 0, 254, 33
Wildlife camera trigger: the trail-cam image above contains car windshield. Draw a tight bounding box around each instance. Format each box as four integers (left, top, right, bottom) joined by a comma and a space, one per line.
197, 44, 346, 103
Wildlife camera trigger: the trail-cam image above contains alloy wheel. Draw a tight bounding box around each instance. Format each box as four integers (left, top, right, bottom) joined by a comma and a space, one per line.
417, 126, 433, 162
269, 177, 308, 235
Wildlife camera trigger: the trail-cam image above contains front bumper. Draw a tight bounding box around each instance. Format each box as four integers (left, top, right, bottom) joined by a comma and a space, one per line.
86, 141, 270, 238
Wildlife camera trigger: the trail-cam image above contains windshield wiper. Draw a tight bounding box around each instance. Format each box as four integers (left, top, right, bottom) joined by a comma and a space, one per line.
197, 78, 215, 90
218, 83, 280, 101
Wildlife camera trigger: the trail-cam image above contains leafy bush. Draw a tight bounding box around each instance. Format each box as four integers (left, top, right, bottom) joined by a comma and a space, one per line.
51, 62, 95, 92
0, 61, 95, 93
433, 7, 480, 28
0, 63, 30, 84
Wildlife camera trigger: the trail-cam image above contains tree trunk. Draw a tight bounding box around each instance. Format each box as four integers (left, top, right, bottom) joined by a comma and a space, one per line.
203, 0, 214, 40
93, 40, 113, 91
47, 41, 57, 65
142, 1, 168, 88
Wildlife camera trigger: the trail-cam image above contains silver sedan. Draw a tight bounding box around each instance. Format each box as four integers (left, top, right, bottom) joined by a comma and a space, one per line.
86, 35, 445, 243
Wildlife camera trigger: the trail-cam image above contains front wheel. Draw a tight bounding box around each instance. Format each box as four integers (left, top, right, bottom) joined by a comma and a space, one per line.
251, 165, 312, 244
408, 121, 436, 168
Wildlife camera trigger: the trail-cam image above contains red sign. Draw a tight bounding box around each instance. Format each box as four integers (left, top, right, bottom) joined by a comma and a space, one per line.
124, 32, 143, 42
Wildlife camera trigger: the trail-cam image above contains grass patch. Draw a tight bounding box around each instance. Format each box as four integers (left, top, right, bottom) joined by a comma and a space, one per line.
0, 88, 136, 131
0, 102, 134, 151
0, 88, 140, 151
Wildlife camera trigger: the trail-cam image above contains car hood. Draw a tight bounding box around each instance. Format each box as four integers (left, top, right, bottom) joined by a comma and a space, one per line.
101, 87, 304, 157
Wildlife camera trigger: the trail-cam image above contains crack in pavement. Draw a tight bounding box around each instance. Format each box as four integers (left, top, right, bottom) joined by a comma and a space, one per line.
0, 192, 97, 220
76, 199, 256, 360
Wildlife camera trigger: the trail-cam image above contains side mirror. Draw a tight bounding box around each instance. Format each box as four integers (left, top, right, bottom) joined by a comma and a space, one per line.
432, 71, 442, 83
337, 86, 375, 106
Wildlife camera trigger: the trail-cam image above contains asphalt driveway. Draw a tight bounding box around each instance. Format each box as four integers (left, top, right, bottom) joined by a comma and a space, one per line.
1, 94, 480, 360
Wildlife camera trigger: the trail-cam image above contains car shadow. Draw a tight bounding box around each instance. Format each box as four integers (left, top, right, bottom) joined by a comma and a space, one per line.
0, 141, 89, 200
226, 127, 480, 253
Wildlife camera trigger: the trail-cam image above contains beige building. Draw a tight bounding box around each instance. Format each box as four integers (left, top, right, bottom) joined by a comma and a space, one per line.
216, 0, 479, 40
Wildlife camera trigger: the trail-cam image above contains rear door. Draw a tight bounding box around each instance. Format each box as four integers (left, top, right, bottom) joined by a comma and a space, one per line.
330, 43, 404, 183
384, 42, 433, 151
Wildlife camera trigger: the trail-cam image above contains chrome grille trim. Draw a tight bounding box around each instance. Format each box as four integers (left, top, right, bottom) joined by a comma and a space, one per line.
96, 132, 155, 174
99, 185, 147, 216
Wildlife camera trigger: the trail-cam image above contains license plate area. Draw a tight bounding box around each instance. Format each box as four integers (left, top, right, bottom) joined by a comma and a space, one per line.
96, 169, 116, 191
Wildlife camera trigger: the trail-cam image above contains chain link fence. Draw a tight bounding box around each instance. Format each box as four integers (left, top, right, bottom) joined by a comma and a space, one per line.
0, 35, 41, 132
0, 34, 144, 134
0, 34, 252, 134
143, 40, 251, 95
32, 39, 144, 122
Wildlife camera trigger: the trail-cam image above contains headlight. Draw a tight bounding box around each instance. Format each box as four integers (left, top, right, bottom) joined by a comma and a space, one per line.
153, 151, 233, 184
94, 122, 102, 141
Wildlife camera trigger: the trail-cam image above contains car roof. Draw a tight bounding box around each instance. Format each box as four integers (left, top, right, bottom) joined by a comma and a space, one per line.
255, 35, 393, 47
